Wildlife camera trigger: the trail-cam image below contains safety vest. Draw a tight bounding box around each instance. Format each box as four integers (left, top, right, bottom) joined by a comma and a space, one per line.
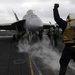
63, 20, 75, 47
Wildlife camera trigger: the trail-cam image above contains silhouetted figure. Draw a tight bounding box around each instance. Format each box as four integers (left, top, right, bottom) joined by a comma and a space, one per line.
49, 27, 54, 46
38, 29, 43, 40
53, 3, 75, 75
47, 29, 51, 39
53, 26, 59, 46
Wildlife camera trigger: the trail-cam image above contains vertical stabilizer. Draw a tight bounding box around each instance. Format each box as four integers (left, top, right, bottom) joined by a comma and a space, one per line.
12, 10, 19, 21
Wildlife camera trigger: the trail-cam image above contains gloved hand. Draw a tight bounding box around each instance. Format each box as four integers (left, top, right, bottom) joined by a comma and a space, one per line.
54, 3, 59, 9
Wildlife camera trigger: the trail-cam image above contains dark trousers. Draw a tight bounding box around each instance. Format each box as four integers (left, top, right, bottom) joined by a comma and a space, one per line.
59, 46, 75, 75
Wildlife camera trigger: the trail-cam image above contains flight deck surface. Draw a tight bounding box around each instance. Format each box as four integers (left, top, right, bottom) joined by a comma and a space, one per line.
0, 33, 75, 75
0, 37, 41, 75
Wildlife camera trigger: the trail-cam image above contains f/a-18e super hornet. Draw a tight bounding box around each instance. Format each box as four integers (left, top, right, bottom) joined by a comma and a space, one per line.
0, 10, 43, 39
0, 10, 52, 40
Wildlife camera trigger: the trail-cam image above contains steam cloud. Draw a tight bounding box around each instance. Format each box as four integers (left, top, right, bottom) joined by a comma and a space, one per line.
18, 35, 61, 71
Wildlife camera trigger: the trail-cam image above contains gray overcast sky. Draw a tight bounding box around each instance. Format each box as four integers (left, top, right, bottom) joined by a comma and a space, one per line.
0, 0, 75, 24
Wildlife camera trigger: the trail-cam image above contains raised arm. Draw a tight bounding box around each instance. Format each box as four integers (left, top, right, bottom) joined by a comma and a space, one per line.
53, 4, 67, 30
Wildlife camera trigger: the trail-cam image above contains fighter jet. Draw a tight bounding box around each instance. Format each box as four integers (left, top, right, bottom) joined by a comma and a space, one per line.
0, 10, 44, 40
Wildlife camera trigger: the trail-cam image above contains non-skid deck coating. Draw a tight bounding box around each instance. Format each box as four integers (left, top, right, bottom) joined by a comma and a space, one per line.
0, 37, 38, 75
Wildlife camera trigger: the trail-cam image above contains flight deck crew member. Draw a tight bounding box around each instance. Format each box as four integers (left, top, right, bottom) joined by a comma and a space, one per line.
53, 26, 58, 47
53, 3, 75, 75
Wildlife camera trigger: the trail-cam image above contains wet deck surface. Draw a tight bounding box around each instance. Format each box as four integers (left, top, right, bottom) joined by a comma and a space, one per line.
0, 37, 37, 75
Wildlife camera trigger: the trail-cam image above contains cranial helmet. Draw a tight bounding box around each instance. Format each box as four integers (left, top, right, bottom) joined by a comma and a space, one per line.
66, 13, 75, 22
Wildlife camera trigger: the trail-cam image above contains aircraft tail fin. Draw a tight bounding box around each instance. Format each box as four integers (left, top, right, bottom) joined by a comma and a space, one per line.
12, 10, 19, 21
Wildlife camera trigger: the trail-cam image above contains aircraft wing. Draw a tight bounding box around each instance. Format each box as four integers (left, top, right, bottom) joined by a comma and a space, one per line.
0, 20, 25, 30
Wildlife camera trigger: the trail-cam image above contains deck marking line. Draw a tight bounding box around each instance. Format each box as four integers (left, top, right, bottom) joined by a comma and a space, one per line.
29, 57, 34, 75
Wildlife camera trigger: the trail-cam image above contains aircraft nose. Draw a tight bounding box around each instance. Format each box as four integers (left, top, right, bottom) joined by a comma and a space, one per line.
30, 18, 43, 27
